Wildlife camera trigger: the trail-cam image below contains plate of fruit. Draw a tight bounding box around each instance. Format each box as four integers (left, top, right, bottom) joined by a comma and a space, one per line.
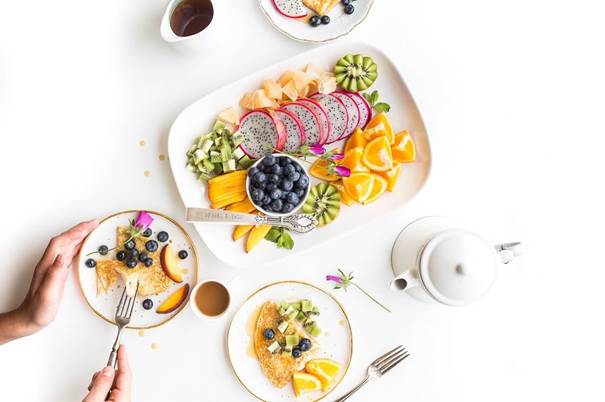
77, 210, 198, 329
259, 0, 374, 43
168, 41, 431, 268
227, 281, 352, 401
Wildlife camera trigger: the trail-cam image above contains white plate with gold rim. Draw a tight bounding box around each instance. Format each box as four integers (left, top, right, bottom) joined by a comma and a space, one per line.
258, 0, 374, 43
76, 210, 198, 329
227, 281, 352, 402
167, 41, 432, 268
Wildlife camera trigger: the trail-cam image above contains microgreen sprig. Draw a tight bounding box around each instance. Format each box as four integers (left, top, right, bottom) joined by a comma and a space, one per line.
326, 269, 391, 313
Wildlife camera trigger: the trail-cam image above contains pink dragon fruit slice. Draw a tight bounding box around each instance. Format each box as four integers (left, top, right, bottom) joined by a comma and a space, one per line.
297, 98, 331, 144
331, 91, 360, 139
238, 110, 286, 159
280, 102, 322, 146
311, 93, 349, 144
340, 91, 372, 129
272, 0, 307, 18
274, 109, 306, 152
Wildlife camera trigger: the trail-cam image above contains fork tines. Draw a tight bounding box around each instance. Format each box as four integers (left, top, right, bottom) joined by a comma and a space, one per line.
115, 283, 138, 320
373, 345, 411, 374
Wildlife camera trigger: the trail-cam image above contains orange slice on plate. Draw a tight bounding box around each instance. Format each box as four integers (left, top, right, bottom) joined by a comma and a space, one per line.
333, 181, 355, 206
363, 112, 394, 144
344, 128, 367, 153
339, 147, 369, 173
391, 130, 416, 163
309, 158, 339, 182
363, 175, 388, 204
362, 136, 393, 172
342, 172, 374, 203
292, 372, 322, 397
378, 163, 402, 192
305, 359, 342, 391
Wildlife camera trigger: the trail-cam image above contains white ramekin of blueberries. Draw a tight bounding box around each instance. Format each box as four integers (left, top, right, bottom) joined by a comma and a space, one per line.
246, 154, 310, 216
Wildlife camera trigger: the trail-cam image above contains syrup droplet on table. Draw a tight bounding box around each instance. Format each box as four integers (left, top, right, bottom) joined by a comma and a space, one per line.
138, 330, 145, 337
151, 342, 158, 350
159, 154, 166, 161
139, 140, 145, 146
144, 170, 150, 177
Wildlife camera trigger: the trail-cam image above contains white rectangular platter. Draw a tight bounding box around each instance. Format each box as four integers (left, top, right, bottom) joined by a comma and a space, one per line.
168, 42, 431, 268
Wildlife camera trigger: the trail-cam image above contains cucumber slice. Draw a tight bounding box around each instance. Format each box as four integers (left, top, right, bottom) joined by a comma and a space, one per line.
202, 159, 215, 173
209, 151, 222, 164
238, 155, 255, 169
233, 146, 245, 160
201, 139, 214, 153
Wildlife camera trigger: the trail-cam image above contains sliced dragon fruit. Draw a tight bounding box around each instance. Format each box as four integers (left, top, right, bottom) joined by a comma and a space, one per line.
238, 110, 286, 159
297, 97, 331, 144
311, 93, 349, 143
274, 109, 306, 152
331, 91, 360, 139
280, 102, 322, 146
272, 0, 307, 18
341, 91, 372, 129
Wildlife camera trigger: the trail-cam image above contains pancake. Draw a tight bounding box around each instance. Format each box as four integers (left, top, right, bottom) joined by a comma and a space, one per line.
303, 0, 339, 15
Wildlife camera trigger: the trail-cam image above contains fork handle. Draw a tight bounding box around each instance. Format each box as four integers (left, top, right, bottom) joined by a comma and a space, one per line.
334, 376, 370, 402
107, 327, 124, 368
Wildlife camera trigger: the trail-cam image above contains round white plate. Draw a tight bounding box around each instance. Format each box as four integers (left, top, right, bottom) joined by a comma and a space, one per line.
227, 281, 353, 402
77, 210, 198, 329
259, 0, 374, 43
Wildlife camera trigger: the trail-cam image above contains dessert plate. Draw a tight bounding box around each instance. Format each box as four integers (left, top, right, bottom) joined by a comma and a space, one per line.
76, 210, 198, 329
227, 281, 352, 402
168, 41, 432, 268
258, 0, 374, 43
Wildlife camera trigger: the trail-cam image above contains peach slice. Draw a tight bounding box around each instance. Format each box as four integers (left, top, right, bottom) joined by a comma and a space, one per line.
156, 284, 189, 314
245, 225, 272, 253
160, 244, 183, 283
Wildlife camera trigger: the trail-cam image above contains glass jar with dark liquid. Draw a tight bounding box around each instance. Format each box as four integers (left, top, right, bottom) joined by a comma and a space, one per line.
170, 0, 214, 37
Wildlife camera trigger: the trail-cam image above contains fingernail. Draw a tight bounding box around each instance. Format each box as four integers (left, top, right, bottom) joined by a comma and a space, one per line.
101, 366, 114, 377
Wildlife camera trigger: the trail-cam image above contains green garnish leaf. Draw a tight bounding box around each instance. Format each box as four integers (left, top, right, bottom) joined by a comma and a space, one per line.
373, 102, 391, 113
265, 227, 294, 250
363, 90, 391, 113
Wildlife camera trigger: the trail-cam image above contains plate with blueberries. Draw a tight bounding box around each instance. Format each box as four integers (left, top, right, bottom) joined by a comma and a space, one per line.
77, 210, 198, 329
258, 0, 374, 43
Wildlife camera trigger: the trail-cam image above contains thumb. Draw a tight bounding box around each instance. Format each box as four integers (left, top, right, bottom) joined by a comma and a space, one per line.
83, 366, 115, 402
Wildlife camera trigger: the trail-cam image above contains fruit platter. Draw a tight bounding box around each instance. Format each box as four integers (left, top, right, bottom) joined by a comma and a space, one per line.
227, 281, 352, 401
77, 210, 198, 329
168, 42, 431, 268
259, 0, 374, 43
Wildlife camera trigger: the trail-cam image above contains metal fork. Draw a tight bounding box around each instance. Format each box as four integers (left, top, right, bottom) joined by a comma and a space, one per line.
107, 284, 138, 368
334, 345, 410, 402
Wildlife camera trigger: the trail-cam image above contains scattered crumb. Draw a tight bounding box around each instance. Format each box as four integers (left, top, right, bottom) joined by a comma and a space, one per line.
138, 330, 145, 337
338, 319, 345, 327
151, 342, 158, 350
159, 154, 166, 161
144, 170, 150, 177
139, 140, 145, 146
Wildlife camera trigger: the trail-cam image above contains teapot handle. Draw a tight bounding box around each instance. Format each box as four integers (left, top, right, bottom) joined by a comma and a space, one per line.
390, 268, 420, 292
494, 242, 522, 264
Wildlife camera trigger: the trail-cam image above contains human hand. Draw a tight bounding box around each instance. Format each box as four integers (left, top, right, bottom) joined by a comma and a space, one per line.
0, 219, 98, 344
84, 345, 132, 402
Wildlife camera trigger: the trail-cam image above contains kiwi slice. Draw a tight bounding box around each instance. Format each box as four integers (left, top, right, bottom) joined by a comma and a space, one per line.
334, 54, 378, 92
302, 183, 341, 227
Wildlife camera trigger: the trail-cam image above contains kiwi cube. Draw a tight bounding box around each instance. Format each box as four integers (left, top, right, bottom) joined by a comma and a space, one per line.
301, 300, 313, 312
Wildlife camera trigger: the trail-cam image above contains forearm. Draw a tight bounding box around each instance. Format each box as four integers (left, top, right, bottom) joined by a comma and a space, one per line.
0, 307, 34, 345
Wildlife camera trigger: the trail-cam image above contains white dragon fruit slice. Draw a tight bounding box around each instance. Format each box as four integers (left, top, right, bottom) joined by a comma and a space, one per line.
238, 110, 286, 159
341, 91, 372, 129
274, 109, 306, 152
311, 93, 349, 143
331, 91, 360, 139
297, 97, 331, 144
272, 0, 307, 18
280, 102, 322, 146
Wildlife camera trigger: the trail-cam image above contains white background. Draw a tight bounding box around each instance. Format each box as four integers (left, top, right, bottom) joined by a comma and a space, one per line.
1, 0, 604, 401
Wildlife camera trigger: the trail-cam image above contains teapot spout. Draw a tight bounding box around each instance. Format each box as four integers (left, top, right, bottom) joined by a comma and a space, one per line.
390, 271, 418, 292
494, 242, 522, 264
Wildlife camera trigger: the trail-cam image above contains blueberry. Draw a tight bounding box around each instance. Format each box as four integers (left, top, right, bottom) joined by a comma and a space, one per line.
265, 183, 277, 193
248, 166, 259, 177
263, 155, 276, 166
294, 163, 303, 172
292, 347, 302, 358
126, 258, 137, 269
284, 164, 296, 174
287, 172, 300, 182
271, 164, 282, 175
157, 231, 169, 242
98, 245, 109, 255
144, 258, 154, 267
178, 250, 188, 259
282, 203, 295, 213
344, 3, 355, 14
142, 299, 153, 310
85, 258, 96, 268
299, 338, 312, 352
253, 172, 267, 184
280, 191, 289, 200
129, 249, 139, 259
263, 165, 273, 174
341, 0, 351, 4
295, 188, 306, 198
263, 328, 275, 340
269, 174, 280, 184
286, 192, 300, 205
309, 15, 321, 27
145, 240, 158, 252
116, 251, 126, 261
271, 199, 283, 211
142, 228, 152, 237
279, 157, 290, 166
280, 180, 294, 191
321, 15, 330, 24
270, 188, 282, 200
251, 188, 264, 202
296, 175, 309, 189
138, 252, 149, 262
264, 204, 274, 212
255, 181, 267, 190
124, 240, 135, 250
262, 195, 272, 206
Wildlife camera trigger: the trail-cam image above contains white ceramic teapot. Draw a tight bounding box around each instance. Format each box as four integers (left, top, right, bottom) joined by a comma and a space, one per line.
390, 216, 521, 306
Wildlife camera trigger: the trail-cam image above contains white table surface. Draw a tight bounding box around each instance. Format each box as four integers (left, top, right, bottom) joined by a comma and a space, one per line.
1, 0, 604, 401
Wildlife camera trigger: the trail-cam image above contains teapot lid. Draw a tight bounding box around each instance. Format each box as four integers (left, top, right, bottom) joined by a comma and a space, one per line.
419, 229, 498, 306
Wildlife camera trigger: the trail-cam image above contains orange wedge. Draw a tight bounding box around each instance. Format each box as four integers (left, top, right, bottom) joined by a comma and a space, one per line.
363, 175, 388, 204
292, 372, 322, 397
309, 158, 339, 182
362, 136, 393, 172
391, 130, 416, 163
333, 181, 355, 206
342, 172, 373, 203
378, 163, 402, 192
363, 113, 394, 144
339, 147, 369, 173
305, 359, 342, 391
344, 128, 367, 153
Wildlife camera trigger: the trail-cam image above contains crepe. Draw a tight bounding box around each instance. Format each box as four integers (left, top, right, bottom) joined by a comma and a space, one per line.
303, 0, 340, 15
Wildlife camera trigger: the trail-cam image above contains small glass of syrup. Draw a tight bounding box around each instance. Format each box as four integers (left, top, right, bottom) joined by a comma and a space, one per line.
161, 0, 215, 46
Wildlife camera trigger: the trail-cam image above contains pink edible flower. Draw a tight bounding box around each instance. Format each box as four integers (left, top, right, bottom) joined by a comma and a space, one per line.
309, 144, 326, 155
330, 153, 344, 161
334, 166, 351, 177
326, 275, 342, 284
135, 211, 154, 230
